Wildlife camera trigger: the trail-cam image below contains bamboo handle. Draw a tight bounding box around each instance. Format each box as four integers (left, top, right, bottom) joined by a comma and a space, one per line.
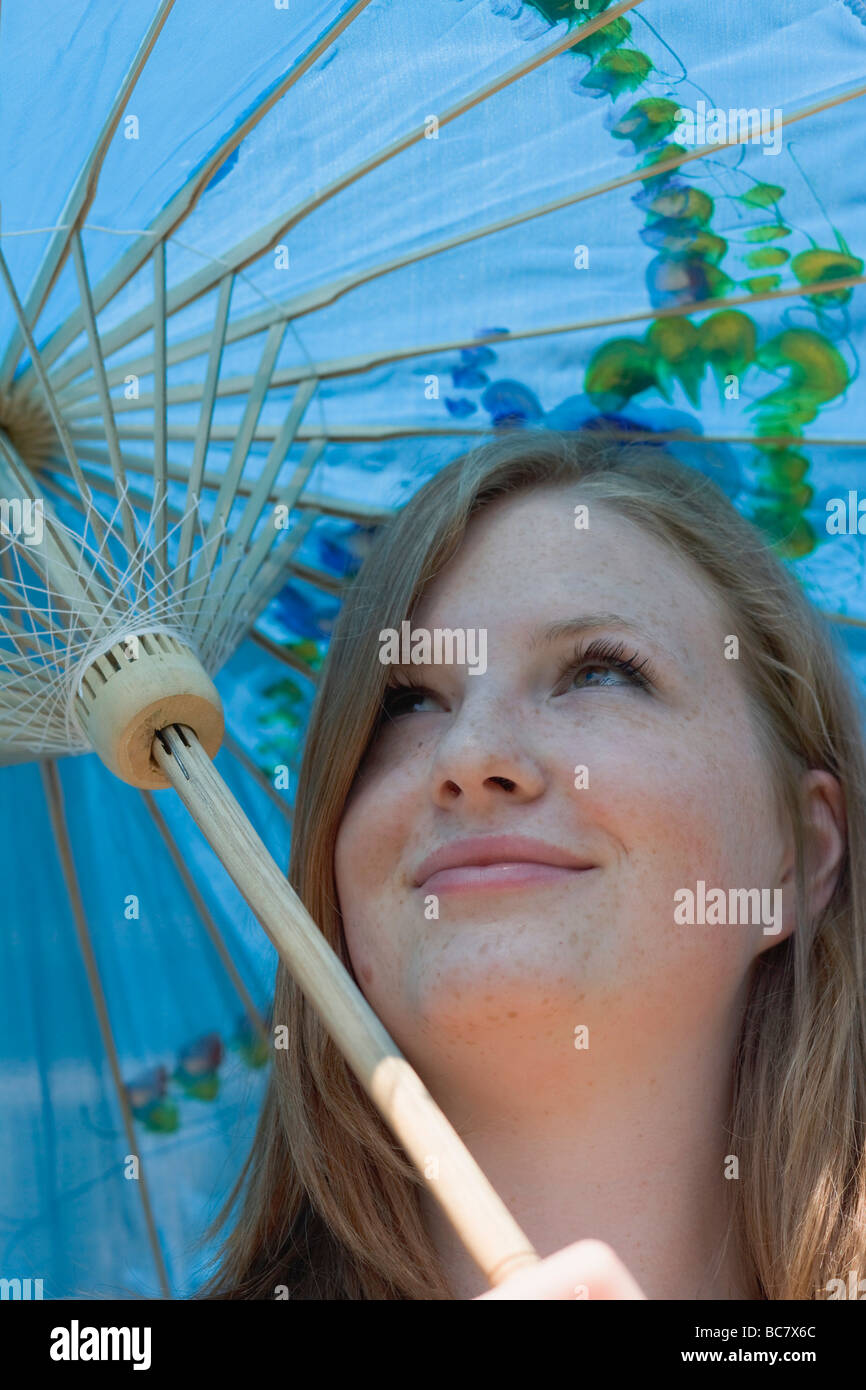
152, 723, 540, 1289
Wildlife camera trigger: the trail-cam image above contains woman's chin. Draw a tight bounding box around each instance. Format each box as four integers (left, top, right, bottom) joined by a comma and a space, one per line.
407, 953, 590, 1029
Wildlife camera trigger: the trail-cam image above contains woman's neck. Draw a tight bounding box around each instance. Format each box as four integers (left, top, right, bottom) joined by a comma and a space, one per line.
414, 997, 751, 1300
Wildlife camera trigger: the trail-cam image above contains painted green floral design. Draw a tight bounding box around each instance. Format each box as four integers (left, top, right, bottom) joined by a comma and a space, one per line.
516, 2, 863, 558
126, 1026, 267, 1134
525, 0, 614, 21
257, 671, 313, 772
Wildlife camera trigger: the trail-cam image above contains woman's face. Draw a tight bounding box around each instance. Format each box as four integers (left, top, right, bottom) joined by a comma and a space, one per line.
334, 488, 790, 1064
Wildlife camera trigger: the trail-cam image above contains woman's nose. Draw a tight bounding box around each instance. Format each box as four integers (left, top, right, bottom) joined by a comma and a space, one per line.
428, 695, 546, 810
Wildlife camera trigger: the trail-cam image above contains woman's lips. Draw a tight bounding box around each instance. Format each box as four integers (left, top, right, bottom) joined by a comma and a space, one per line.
413, 834, 597, 894
420, 862, 595, 894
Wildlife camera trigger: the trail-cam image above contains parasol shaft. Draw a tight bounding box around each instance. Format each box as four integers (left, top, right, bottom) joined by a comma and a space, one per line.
152, 722, 540, 1290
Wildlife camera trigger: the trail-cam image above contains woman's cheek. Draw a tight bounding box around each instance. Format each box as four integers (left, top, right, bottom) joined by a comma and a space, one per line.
335, 772, 420, 997
575, 730, 745, 897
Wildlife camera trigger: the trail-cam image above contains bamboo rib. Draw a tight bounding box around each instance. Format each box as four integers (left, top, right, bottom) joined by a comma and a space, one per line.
225, 385, 319, 557
178, 324, 289, 632
827, 613, 866, 630
0, 660, 57, 693
286, 555, 346, 597
18, 0, 375, 386
0, 0, 177, 388
0, 246, 112, 556
66, 432, 865, 495
202, 478, 322, 661
41, 0, 649, 394
58, 271, 866, 418
70, 231, 138, 555
0, 648, 56, 675
141, 790, 269, 1040
48, 76, 866, 398
248, 627, 320, 685
11, 492, 330, 720
0, 547, 62, 626
206, 323, 288, 527
152, 240, 169, 603
215, 512, 320, 659
221, 730, 294, 823
184, 321, 288, 607
562, 427, 866, 451
189, 382, 318, 637
177, 273, 234, 589
41, 462, 202, 538
73, 453, 395, 523
65, 411, 866, 449
194, 430, 322, 648
66, 421, 443, 444
203, 506, 320, 670
40, 761, 173, 1300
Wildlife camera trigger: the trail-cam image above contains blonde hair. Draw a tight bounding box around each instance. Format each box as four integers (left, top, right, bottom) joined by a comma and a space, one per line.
199, 428, 866, 1300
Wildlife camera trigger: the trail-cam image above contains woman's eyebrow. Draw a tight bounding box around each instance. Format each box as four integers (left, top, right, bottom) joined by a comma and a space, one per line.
530, 613, 676, 660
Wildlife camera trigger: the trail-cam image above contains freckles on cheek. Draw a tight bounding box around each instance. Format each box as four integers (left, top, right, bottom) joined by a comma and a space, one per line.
643, 743, 769, 887
589, 734, 739, 876
335, 761, 423, 1000
337, 759, 414, 878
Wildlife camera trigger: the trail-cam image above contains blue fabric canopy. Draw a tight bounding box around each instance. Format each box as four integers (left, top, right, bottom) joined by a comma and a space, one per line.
0, 0, 864, 1297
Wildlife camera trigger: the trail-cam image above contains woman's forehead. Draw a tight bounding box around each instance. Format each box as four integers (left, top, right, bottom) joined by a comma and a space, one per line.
412, 491, 723, 645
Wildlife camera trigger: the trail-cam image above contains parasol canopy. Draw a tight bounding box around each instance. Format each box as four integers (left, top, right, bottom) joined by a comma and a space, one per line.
1, 0, 865, 1297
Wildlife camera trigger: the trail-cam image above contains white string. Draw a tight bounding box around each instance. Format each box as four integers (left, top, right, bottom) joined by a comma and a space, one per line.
0, 218, 329, 761
0, 480, 254, 757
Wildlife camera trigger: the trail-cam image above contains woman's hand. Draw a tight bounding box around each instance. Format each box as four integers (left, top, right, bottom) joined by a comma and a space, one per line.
474, 1239, 647, 1300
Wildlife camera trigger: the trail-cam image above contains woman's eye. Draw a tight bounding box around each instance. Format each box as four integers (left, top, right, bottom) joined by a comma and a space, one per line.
556, 642, 653, 694
381, 684, 441, 718
569, 662, 632, 690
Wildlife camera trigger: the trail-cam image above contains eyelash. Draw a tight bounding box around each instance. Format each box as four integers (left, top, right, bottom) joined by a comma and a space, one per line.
379, 635, 655, 719
555, 636, 656, 693
380, 670, 435, 720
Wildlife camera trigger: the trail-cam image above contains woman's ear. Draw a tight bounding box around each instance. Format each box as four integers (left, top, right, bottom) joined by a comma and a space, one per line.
780, 769, 847, 927
759, 770, 846, 955
801, 769, 847, 919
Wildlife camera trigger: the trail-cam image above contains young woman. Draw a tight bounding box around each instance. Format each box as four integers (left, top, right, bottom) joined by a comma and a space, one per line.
201, 428, 866, 1300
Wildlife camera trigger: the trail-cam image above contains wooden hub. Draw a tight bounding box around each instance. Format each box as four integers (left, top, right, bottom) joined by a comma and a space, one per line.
75, 632, 224, 788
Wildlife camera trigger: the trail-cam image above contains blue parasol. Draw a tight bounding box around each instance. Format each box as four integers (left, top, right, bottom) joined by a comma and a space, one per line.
0, 0, 864, 1298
